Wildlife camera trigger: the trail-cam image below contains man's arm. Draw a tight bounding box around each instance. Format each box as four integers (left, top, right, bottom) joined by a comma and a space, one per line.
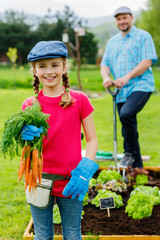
114, 59, 152, 89
100, 65, 114, 89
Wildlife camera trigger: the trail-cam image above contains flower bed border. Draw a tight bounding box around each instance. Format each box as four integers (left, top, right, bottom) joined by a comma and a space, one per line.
23, 166, 160, 240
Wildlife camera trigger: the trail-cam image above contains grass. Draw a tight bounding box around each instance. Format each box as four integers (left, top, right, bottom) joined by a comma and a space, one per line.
0, 90, 32, 240
91, 92, 160, 167
85, 231, 100, 239
0, 65, 160, 92
0, 65, 32, 89
0, 88, 160, 239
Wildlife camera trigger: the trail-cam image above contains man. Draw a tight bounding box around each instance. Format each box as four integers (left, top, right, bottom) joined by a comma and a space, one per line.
101, 6, 157, 168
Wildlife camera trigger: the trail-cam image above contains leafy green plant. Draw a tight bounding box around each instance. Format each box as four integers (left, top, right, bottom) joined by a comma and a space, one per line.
91, 189, 123, 208
126, 192, 153, 219
85, 231, 100, 240
134, 174, 148, 188
100, 179, 127, 192
126, 167, 149, 187
81, 210, 85, 219
96, 169, 122, 184
125, 186, 160, 219
53, 204, 85, 224
53, 204, 61, 224
90, 169, 127, 192
130, 186, 160, 205
83, 193, 89, 206
0, 103, 50, 159
89, 178, 97, 187
6, 47, 18, 65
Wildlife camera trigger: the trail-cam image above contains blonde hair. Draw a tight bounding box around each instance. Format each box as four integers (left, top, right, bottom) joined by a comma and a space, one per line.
31, 57, 74, 108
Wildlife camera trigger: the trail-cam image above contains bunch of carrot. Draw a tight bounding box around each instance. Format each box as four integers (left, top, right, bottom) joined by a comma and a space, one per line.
18, 145, 43, 192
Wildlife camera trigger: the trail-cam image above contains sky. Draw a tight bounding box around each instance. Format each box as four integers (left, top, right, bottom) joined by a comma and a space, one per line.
1, 0, 148, 18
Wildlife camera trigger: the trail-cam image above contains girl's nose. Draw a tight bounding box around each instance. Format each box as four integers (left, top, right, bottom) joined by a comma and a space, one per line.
46, 67, 53, 74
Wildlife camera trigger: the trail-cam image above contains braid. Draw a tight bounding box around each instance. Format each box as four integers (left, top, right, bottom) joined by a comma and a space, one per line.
59, 59, 74, 108
33, 74, 40, 94
31, 62, 41, 106
62, 72, 70, 89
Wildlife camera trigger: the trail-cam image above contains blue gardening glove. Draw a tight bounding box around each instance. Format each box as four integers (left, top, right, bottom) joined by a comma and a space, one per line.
21, 125, 43, 141
63, 157, 99, 201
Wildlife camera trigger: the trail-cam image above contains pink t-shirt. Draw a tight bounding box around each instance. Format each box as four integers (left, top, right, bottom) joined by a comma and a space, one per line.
22, 89, 94, 197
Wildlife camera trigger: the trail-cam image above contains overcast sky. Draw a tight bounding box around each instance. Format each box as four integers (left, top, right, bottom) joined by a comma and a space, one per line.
1, 0, 147, 18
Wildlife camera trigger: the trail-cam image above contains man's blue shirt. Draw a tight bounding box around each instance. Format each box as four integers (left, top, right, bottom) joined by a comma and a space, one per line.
101, 26, 158, 103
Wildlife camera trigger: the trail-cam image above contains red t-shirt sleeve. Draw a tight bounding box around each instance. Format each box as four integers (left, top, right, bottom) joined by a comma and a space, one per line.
21, 96, 34, 111
79, 92, 94, 120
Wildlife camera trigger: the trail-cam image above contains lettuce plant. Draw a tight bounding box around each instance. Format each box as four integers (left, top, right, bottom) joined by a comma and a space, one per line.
89, 169, 126, 192
97, 169, 122, 184
125, 186, 160, 219
91, 189, 124, 208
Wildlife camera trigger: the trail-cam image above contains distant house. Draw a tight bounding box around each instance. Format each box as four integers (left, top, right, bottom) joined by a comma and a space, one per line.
0, 55, 8, 64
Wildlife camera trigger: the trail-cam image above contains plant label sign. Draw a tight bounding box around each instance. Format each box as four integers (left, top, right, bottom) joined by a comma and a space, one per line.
99, 197, 115, 217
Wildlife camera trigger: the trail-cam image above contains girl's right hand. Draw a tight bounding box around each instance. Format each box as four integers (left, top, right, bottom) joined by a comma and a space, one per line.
21, 125, 43, 141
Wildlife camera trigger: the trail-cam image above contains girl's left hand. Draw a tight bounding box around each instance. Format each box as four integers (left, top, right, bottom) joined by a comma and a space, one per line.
63, 175, 89, 201
62, 157, 99, 201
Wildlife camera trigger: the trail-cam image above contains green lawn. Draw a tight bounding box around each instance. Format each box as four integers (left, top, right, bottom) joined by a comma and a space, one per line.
0, 65, 160, 92
0, 89, 160, 239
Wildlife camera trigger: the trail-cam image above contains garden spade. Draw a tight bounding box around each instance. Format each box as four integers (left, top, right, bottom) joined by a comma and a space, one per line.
108, 87, 126, 178
108, 86, 119, 167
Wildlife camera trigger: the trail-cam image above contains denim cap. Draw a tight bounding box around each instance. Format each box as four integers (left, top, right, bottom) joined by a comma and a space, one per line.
114, 6, 132, 17
27, 41, 68, 61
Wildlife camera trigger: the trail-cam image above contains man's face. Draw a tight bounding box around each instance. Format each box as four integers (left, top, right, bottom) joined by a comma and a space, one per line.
115, 13, 133, 33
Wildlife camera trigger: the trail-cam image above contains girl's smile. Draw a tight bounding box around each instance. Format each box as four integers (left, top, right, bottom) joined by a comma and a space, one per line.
45, 76, 56, 82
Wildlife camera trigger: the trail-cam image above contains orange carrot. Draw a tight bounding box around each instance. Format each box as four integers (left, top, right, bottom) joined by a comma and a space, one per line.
24, 171, 28, 191
38, 154, 43, 185
32, 148, 39, 188
18, 146, 27, 178
28, 169, 33, 192
25, 145, 31, 187
37, 159, 41, 184
18, 159, 26, 182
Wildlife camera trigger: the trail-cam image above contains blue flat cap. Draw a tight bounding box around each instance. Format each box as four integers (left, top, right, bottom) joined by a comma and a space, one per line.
27, 41, 68, 61
114, 6, 132, 17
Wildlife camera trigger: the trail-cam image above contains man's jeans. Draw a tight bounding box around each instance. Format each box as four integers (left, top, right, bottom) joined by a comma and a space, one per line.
117, 91, 151, 168
30, 196, 83, 240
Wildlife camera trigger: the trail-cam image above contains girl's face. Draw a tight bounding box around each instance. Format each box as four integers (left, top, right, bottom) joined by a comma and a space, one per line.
34, 58, 66, 90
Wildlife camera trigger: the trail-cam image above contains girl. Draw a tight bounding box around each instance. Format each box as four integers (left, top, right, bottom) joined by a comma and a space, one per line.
22, 41, 99, 240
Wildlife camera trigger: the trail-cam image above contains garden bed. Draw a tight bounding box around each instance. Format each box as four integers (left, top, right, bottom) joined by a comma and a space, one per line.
23, 167, 160, 240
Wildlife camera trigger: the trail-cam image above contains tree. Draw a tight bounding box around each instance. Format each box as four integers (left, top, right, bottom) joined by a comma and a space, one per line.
0, 7, 98, 66
136, 0, 160, 58
55, 5, 98, 63
0, 10, 35, 63
80, 31, 98, 64
6, 47, 18, 65
3, 10, 26, 24
35, 20, 64, 41
54, 5, 98, 90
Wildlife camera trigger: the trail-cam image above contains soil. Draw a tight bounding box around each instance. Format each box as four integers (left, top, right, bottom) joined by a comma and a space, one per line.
54, 170, 160, 236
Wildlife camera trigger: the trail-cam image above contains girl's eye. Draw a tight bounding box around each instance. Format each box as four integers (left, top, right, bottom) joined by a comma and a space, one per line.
53, 64, 58, 67
36, 65, 45, 68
